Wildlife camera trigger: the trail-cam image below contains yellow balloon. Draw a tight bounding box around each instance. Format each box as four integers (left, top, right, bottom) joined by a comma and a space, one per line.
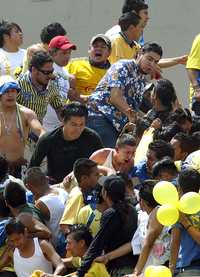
153, 266, 172, 277
153, 181, 179, 205
178, 192, 200, 214
157, 204, 179, 226
145, 265, 156, 277
145, 265, 172, 277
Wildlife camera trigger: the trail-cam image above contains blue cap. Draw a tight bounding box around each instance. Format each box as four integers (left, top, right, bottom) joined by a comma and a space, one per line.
0, 75, 20, 96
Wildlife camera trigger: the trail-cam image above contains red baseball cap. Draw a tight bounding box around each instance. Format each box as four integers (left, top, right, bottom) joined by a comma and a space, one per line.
49, 36, 76, 50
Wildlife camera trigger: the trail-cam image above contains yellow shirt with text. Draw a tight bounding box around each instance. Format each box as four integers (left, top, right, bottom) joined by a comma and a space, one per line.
66, 57, 108, 96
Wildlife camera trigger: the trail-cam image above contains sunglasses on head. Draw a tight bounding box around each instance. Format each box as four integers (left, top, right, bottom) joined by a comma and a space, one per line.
37, 68, 54, 75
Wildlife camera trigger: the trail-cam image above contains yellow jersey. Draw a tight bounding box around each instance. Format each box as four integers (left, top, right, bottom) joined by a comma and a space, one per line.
109, 34, 140, 64
186, 33, 200, 103
66, 57, 108, 96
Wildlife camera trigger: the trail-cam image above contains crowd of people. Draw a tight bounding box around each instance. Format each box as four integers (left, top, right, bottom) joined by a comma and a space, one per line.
0, 0, 200, 276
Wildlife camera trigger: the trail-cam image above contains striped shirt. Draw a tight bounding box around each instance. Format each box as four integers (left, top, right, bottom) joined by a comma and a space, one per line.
17, 72, 63, 122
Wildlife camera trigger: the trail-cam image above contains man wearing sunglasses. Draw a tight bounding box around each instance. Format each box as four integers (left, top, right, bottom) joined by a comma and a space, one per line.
17, 51, 63, 123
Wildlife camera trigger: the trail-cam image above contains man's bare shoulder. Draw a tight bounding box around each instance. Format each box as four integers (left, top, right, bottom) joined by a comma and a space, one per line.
18, 104, 37, 119
90, 148, 113, 164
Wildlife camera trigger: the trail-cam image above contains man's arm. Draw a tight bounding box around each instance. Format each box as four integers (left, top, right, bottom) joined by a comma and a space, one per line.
158, 55, 188, 68
24, 107, 46, 138
169, 227, 181, 275
48, 82, 63, 121
110, 87, 137, 122
40, 240, 65, 275
18, 213, 51, 239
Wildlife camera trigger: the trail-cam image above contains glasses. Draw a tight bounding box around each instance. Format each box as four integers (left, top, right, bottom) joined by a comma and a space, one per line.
37, 68, 54, 75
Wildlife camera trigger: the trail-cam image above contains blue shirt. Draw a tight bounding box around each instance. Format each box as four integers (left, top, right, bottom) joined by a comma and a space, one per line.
175, 213, 200, 268
129, 160, 150, 188
88, 59, 146, 132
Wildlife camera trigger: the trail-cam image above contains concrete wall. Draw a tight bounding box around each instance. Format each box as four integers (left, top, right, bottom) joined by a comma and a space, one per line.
1, 0, 200, 106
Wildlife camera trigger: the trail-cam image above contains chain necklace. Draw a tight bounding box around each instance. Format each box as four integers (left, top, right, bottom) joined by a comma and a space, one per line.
0, 111, 16, 136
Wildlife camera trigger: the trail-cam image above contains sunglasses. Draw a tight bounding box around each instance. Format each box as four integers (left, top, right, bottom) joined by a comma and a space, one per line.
37, 68, 54, 75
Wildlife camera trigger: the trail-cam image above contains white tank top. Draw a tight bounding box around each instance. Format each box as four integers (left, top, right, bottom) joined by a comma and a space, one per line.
14, 237, 53, 277
39, 189, 68, 246
102, 150, 116, 173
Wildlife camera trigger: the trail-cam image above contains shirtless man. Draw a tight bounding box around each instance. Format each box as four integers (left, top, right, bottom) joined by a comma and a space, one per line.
90, 133, 137, 174
0, 75, 45, 177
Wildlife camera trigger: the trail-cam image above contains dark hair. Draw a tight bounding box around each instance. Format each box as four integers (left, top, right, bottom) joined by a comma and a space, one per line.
141, 42, 163, 58
139, 180, 159, 208
153, 79, 177, 111
153, 122, 183, 142
191, 119, 200, 133
116, 172, 134, 190
6, 218, 25, 236
0, 20, 22, 47
172, 132, 193, 155
60, 102, 88, 123
178, 169, 200, 193
4, 181, 26, 208
40, 22, 66, 44
191, 132, 200, 151
68, 224, 93, 247
24, 167, 47, 187
168, 108, 192, 126
122, 0, 148, 14
29, 51, 53, 71
73, 158, 97, 183
116, 133, 136, 148
149, 140, 174, 160
0, 193, 10, 217
118, 12, 141, 32
103, 175, 131, 222
152, 157, 178, 179
0, 154, 8, 181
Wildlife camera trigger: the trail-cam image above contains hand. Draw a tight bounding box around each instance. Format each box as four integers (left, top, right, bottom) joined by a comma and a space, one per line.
62, 173, 74, 190
179, 212, 190, 226
177, 54, 188, 65
126, 109, 137, 123
150, 118, 161, 129
150, 63, 162, 80
121, 122, 136, 134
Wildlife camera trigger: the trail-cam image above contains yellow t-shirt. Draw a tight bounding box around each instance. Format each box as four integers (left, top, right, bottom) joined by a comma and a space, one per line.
109, 34, 141, 64
76, 205, 102, 237
66, 58, 108, 96
32, 262, 110, 277
60, 186, 84, 225
186, 33, 200, 102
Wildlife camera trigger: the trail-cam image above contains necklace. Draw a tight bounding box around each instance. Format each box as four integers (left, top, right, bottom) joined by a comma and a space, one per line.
0, 111, 16, 136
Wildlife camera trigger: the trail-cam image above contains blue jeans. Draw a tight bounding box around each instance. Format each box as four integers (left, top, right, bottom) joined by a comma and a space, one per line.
87, 115, 119, 147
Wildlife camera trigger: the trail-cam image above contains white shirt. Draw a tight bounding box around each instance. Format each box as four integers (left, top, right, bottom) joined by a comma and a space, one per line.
0, 48, 26, 78
43, 63, 70, 131
14, 237, 53, 277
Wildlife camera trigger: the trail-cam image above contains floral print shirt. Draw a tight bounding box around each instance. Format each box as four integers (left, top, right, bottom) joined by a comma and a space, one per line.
88, 59, 146, 131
